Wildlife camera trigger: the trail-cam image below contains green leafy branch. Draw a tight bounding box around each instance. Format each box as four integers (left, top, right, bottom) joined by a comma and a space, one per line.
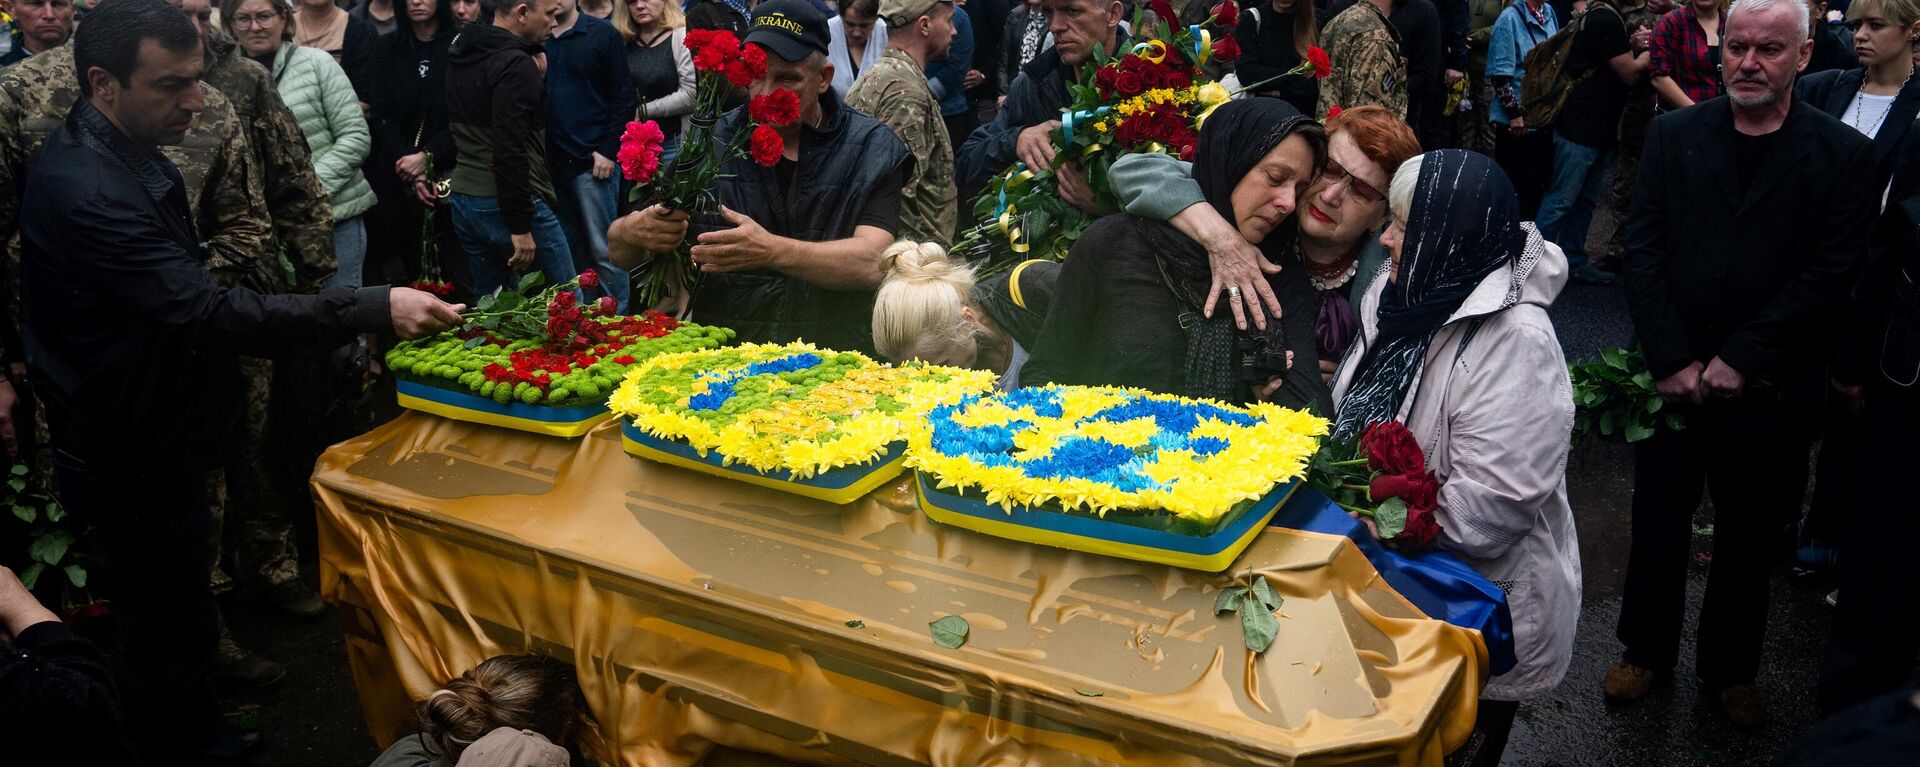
1571, 347, 1684, 443
1214, 571, 1283, 653
6, 462, 87, 595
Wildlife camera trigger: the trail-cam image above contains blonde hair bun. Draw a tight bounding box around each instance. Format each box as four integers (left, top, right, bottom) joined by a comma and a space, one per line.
873, 240, 979, 362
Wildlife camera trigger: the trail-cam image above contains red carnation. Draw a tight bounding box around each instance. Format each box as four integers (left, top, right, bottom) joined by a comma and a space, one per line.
740, 44, 768, 80
1307, 45, 1332, 79
1116, 71, 1146, 97
748, 88, 801, 127
1326, 105, 1344, 121
1213, 1, 1239, 27
1211, 36, 1241, 63
749, 124, 784, 167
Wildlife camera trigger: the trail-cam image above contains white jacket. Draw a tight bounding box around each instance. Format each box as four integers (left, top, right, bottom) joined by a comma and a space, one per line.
1331, 224, 1582, 702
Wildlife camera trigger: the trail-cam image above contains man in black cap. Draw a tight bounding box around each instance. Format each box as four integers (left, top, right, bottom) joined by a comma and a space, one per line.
610, 0, 912, 354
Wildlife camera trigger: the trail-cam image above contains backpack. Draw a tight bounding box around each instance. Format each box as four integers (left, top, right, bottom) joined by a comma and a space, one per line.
1519, 3, 1618, 128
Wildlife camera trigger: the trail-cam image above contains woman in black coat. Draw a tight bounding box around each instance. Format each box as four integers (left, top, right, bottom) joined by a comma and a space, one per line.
366, 0, 462, 291
1020, 99, 1332, 413
1796, 0, 1920, 183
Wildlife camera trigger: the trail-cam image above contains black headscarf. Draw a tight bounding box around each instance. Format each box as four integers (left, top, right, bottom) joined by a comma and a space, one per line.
1332, 150, 1526, 441
1136, 98, 1327, 403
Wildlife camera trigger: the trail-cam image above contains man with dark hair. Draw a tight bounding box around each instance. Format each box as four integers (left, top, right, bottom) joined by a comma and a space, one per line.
955, 0, 1126, 203
445, 0, 577, 296
609, 0, 912, 352
0, 0, 73, 66
1615, 0, 1876, 729
544, 0, 637, 312
19, 1, 464, 760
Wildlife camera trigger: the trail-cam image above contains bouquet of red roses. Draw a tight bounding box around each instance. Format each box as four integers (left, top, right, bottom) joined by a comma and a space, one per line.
953, 1, 1328, 271
616, 29, 802, 309
1308, 421, 1443, 549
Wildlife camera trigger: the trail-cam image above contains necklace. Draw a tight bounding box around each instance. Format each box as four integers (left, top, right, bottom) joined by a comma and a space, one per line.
1301, 243, 1360, 291
1851, 66, 1915, 138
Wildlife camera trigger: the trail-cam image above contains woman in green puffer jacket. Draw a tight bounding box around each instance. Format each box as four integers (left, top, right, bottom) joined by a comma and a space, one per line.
223, 0, 377, 290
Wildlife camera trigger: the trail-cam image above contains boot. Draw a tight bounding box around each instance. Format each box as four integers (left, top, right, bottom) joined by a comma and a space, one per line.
213, 628, 287, 693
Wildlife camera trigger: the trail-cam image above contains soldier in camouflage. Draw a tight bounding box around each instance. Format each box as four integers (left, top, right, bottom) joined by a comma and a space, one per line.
1318, 0, 1410, 121
846, 0, 960, 247
1602, 0, 1670, 264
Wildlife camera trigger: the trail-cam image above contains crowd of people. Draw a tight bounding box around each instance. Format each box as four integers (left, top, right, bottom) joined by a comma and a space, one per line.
0, 0, 1917, 764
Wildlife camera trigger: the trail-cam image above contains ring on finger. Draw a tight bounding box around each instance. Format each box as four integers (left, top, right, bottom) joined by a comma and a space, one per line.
1226, 286, 1241, 299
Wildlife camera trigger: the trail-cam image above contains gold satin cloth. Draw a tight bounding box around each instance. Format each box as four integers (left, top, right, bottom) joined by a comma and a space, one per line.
314, 413, 1487, 766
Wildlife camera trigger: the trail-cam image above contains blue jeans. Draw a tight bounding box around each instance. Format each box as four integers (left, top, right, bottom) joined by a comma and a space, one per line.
325, 214, 366, 291
551, 167, 631, 313
1536, 132, 1612, 272
449, 193, 577, 298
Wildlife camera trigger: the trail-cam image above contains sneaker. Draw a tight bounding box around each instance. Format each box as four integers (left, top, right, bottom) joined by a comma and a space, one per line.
1602, 659, 1657, 702
214, 630, 287, 693
265, 581, 328, 621
1572, 263, 1618, 285
1718, 685, 1768, 728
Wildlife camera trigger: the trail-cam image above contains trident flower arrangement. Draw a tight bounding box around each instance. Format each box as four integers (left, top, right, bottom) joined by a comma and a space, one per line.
953, 1, 1329, 270
616, 29, 804, 308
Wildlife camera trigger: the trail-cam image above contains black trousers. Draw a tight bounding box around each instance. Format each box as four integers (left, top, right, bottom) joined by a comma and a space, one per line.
1616, 397, 1812, 688
54, 454, 222, 761
1818, 379, 1920, 713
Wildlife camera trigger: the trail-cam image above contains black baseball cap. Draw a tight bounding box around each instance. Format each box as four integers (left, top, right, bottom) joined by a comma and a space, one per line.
745, 0, 831, 62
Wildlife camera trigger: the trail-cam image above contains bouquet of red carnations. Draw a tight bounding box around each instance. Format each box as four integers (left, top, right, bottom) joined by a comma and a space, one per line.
1308, 421, 1444, 549
616, 29, 802, 309
953, 1, 1328, 271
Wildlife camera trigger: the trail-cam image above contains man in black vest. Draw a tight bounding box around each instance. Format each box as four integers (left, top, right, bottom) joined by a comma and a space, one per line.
16, 1, 463, 759
611, 0, 911, 353
1612, 0, 1876, 729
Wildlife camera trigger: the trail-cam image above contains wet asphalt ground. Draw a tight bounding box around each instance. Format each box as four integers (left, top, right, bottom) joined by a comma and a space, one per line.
227, 209, 1860, 766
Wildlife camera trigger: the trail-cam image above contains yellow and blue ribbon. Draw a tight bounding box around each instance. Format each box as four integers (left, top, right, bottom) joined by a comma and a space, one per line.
1190, 25, 1213, 65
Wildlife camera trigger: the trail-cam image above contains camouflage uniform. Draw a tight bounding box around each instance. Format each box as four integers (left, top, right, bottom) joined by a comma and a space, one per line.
1318, 1, 1409, 121
1453, 0, 1514, 155
1603, 0, 1660, 264
846, 48, 957, 247
203, 29, 336, 292
202, 31, 336, 596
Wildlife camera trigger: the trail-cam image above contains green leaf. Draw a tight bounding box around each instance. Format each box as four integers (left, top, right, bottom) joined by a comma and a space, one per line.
1645, 396, 1664, 414
10, 464, 27, 476
44, 503, 64, 523
1666, 413, 1686, 431
63, 564, 86, 588
1250, 577, 1283, 612
1631, 371, 1654, 389
464, 336, 485, 349
1373, 497, 1409, 539
482, 315, 503, 330
1602, 347, 1629, 370
930, 615, 969, 649
7, 478, 24, 493
11, 503, 34, 524
1074, 688, 1104, 697
497, 292, 525, 311
1599, 411, 1619, 435
1624, 421, 1656, 443
29, 530, 71, 565
844, 619, 865, 629
476, 293, 497, 312
20, 561, 43, 590
516, 271, 545, 293
1213, 585, 1249, 614
1240, 598, 1279, 653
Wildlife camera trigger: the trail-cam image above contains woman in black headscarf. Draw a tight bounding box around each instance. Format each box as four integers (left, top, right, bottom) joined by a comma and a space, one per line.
1019, 98, 1332, 412
1329, 149, 1578, 766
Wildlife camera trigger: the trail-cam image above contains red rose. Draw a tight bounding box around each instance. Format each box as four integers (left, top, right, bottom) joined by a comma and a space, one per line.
1179, 143, 1196, 161
577, 269, 600, 290
1307, 44, 1332, 79
749, 124, 784, 166
1094, 67, 1118, 98
748, 88, 801, 127
1148, 0, 1177, 24
1369, 471, 1438, 508
597, 295, 618, 316
1401, 507, 1444, 548
1213, 1, 1240, 28
1360, 420, 1426, 475
545, 316, 570, 339
1211, 36, 1241, 63
1165, 70, 1192, 90
1116, 71, 1146, 96
1141, 66, 1164, 88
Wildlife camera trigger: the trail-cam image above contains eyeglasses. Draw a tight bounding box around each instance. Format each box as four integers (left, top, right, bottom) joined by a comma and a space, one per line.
232, 13, 281, 29
1321, 159, 1383, 203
